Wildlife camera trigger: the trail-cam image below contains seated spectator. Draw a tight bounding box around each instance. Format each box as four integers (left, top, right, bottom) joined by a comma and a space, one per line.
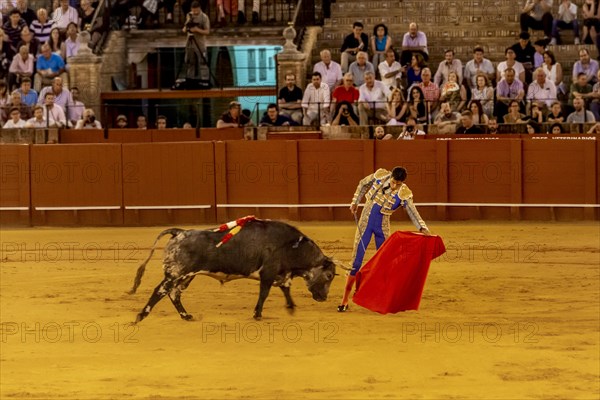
527, 67, 557, 110
511, 32, 537, 83
520, 0, 553, 39
547, 101, 566, 122
216, 101, 253, 128
0, 81, 9, 123
3, 9, 27, 54
573, 49, 599, 85
3, 106, 26, 128
551, 122, 565, 133
400, 22, 428, 66
397, 116, 426, 139
236, 0, 260, 25
35, 43, 67, 92
259, 103, 297, 126
8, 44, 34, 91
75, 108, 102, 129
542, 50, 564, 95
64, 22, 80, 59
182, 122, 193, 129
302, 71, 330, 126
340, 21, 368, 73
79, 0, 96, 30
550, 0, 579, 45
527, 101, 545, 123
38, 76, 71, 109
278, 73, 303, 125
496, 67, 525, 119
456, 110, 484, 134
15, 0, 37, 26
16, 26, 39, 57
433, 101, 461, 134
47, 27, 65, 59
586, 121, 600, 133
386, 87, 406, 125
30, 8, 55, 44
439, 71, 467, 113
313, 49, 342, 92
590, 70, 600, 119
526, 120, 541, 134
400, 85, 427, 125
504, 100, 527, 123
487, 117, 499, 134
8, 89, 32, 119
582, 0, 600, 44
434, 49, 463, 87
52, 0, 80, 32
370, 23, 392, 70
464, 45, 495, 89
357, 71, 390, 125
417, 67, 440, 119
405, 52, 425, 89
115, 114, 128, 128
373, 125, 393, 140
567, 95, 596, 123
468, 100, 489, 125
137, 114, 148, 129
80, 0, 106, 49
569, 72, 594, 108
0, 0, 15, 16
533, 39, 546, 69
471, 73, 494, 117
348, 51, 374, 87
0, 29, 13, 82
331, 101, 359, 126
497, 47, 525, 83
15, 77, 37, 106
378, 49, 402, 90
25, 104, 47, 127
41, 92, 67, 127
331, 72, 359, 116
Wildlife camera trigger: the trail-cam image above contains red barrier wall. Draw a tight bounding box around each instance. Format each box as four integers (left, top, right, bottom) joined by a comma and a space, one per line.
0, 144, 31, 225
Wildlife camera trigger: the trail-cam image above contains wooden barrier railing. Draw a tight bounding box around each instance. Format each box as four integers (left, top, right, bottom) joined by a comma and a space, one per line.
1, 137, 598, 226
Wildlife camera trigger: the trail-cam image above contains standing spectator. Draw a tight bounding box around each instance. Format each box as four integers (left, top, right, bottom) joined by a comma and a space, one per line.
511, 32, 537, 83
313, 49, 343, 92
471, 74, 494, 117
527, 67, 557, 109
277, 73, 303, 125
497, 47, 525, 83
400, 22, 428, 66
520, 0, 553, 39
64, 22, 80, 58
496, 68, 525, 119
550, 0, 580, 45
216, 101, 253, 128
572, 48, 599, 85
439, 70, 467, 113
369, 23, 392, 70
25, 105, 47, 127
340, 21, 368, 73
542, 50, 564, 94
15, 76, 37, 107
373, 125, 393, 140
348, 51, 374, 87
405, 52, 425, 88
8, 44, 34, 91
566, 95, 596, 123
183, 1, 210, 85
34, 43, 66, 92
79, 0, 95, 30
487, 117, 499, 134
463, 46, 495, 89
15, 0, 36, 26
3, 9, 27, 54
30, 8, 55, 44
69, 86, 84, 124
582, 0, 600, 44
3, 107, 27, 128
301, 71, 330, 126
52, 0, 80, 32
417, 68, 440, 120
433, 49, 463, 87
237, 0, 260, 25
397, 116, 426, 139
331, 72, 359, 116
378, 49, 402, 90
357, 71, 390, 125
456, 110, 484, 134
74, 108, 102, 129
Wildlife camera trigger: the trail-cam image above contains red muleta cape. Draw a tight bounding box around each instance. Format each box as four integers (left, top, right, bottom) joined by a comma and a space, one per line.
353, 231, 446, 314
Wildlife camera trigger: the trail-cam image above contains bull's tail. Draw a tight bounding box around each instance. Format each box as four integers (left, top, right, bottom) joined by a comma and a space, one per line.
128, 228, 185, 294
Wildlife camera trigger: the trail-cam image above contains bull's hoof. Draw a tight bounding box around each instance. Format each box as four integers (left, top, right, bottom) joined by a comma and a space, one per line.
337, 304, 349, 312
285, 305, 296, 315
253, 313, 262, 321
180, 314, 194, 321
135, 313, 146, 323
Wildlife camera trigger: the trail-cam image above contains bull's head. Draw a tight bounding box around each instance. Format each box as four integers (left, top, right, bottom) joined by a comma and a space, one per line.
303, 257, 336, 302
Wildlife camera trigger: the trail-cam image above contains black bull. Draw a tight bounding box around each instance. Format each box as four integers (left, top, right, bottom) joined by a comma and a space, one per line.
129, 220, 338, 322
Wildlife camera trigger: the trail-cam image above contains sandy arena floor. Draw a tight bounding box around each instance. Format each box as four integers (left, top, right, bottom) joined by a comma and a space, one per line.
0, 221, 599, 400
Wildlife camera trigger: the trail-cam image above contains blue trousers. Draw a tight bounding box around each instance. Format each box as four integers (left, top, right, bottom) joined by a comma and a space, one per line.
351, 203, 387, 276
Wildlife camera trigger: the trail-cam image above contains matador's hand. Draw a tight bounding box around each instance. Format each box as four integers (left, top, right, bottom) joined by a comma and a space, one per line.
349, 203, 358, 215
420, 227, 431, 236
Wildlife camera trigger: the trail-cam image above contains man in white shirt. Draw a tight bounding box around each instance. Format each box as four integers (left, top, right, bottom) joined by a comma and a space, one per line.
520, 0, 554, 39
378, 49, 402, 90
25, 105, 47, 128
302, 71, 330, 126
52, 0, 80, 31
527, 67, 557, 109
550, 0, 579, 45
41, 92, 68, 127
434, 49, 463, 87
313, 49, 342, 92
3, 107, 27, 128
358, 71, 390, 125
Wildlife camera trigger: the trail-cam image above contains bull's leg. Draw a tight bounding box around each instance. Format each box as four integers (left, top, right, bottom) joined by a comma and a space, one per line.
254, 278, 275, 321
168, 276, 195, 321
135, 277, 174, 323
279, 286, 295, 314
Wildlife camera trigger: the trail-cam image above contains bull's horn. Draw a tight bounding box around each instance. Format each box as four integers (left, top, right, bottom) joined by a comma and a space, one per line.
332, 258, 352, 271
